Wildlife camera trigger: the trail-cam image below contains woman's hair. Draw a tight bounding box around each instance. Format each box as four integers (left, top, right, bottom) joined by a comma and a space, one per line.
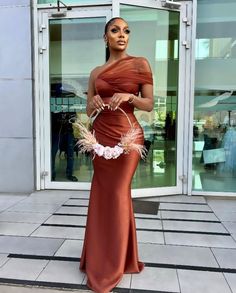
104, 17, 126, 61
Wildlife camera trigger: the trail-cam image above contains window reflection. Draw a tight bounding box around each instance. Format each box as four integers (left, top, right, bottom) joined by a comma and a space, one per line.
193, 0, 236, 192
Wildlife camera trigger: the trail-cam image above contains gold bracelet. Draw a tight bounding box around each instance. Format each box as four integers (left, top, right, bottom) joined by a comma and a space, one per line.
128, 94, 136, 104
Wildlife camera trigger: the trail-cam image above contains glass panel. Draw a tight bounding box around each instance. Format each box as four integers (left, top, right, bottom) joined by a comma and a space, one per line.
49, 17, 105, 182
192, 0, 236, 192
120, 4, 180, 188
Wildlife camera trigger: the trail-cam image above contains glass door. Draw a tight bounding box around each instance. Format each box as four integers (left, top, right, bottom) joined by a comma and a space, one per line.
38, 1, 190, 196
38, 9, 111, 189
116, 0, 188, 196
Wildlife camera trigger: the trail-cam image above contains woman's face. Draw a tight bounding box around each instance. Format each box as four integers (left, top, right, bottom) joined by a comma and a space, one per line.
105, 18, 130, 52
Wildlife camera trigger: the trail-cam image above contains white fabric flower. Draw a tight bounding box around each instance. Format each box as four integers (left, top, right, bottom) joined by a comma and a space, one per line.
112, 145, 124, 158
93, 143, 105, 157
103, 146, 113, 160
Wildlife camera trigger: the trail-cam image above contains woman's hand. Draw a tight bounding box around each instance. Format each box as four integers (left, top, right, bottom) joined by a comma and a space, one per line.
88, 94, 105, 112
109, 93, 131, 110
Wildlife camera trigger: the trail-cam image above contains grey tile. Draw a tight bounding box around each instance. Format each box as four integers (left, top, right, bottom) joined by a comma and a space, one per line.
163, 220, 227, 233
207, 199, 236, 212
56, 206, 88, 215
139, 243, 218, 267
0, 0, 30, 5
31, 226, 85, 240
137, 230, 164, 244
0, 222, 40, 236
0, 254, 9, 267
178, 270, 232, 293
0, 138, 34, 193
55, 239, 83, 258
0, 258, 49, 280
116, 273, 131, 288
135, 218, 162, 229
7, 203, 61, 213
161, 210, 218, 221
224, 273, 236, 293
212, 248, 236, 269
131, 267, 179, 292
216, 212, 236, 222
45, 215, 86, 226
165, 232, 236, 248
64, 199, 89, 206
0, 80, 33, 138
134, 213, 160, 219
21, 196, 68, 205
30, 190, 82, 198
37, 260, 84, 284
0, 236, 64, 255
0, 285, 90, 293
0, 6, 31, 79
160, 202, 211, 211
223, 221, 236, 234
160, 195, 206, 204
0, 212, 51, 224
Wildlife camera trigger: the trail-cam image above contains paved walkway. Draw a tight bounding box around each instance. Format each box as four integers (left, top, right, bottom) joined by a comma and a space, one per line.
0, 191, 236, 293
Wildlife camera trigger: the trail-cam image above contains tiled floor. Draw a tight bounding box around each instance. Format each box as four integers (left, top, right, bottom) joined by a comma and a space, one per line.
0, 192, 236, 293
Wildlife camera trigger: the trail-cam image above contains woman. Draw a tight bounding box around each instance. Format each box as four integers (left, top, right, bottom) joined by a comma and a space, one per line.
79, 17, 154, 293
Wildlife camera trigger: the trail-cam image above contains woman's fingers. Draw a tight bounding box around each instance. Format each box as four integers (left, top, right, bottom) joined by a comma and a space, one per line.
110, 94, 122, 110
91, 95, 105, 111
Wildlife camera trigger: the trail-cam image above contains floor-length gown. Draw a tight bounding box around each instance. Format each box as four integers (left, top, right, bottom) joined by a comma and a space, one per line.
79, 55, 153, 293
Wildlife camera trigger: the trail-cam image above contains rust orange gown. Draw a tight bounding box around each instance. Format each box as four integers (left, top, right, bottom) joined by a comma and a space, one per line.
79, 55, 153, 293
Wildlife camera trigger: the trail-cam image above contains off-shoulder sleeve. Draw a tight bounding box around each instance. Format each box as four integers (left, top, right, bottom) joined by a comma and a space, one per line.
135, 57, 153, 85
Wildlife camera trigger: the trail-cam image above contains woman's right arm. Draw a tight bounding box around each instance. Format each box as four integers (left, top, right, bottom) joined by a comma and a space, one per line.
86, 68, 105, 117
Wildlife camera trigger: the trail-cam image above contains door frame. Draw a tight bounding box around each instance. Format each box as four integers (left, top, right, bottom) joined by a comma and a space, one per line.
35, 0, 195, 197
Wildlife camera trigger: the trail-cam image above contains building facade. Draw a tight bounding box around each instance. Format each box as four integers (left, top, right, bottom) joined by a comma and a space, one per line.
1, 0, 236, 197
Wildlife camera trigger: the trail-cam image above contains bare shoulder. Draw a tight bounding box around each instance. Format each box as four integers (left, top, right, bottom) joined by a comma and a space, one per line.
90, 64, 107, 80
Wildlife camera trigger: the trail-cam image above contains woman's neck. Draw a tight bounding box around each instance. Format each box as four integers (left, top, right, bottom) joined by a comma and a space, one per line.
108, 51, 128, 62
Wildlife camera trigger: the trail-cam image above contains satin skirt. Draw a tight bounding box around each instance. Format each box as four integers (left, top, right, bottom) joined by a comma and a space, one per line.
79, 108, 145, 293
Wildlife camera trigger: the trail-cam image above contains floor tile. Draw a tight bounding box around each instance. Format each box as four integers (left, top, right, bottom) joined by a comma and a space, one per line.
178, 269, 232, 293
45, 215, 86, 226
30, 190, 85, 198
165, 232, 236, 248
160, 202, 211, 211
0, 253, 9, 267
159, 195, 206, 204
137, 230, 164, 244
55, 206, 88, 215
212, 248, 236, 269
0, 236, 64, 255
207, 199, 236, 212
31, 226, 85, 240
216, 212, 236, 222
0, 196, 27, 211
7, 203, 61, 214
131, 267, 180, 292
0, 222, 40, 236
134, 213, 160, 219
0, 258, 49, 280
0, 285, 90, 293
161, 210, 218, 221
36, 260, 84, 284
64, 199, 89, 206
0, 211, 51, 224
222, 221, 236, 234
139, 243, 218, 267
55, 239, 83, 258
163, 220, 227, 233
135, 218, 162, 229
224, 273, 236, 293
116, 273, 131, 288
